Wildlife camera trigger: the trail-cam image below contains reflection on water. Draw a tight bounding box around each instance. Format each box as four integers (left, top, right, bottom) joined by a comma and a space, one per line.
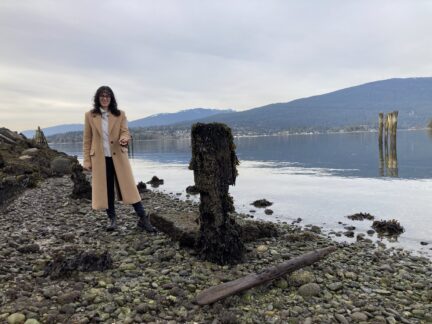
51, 130, 432, 179
50, 131, 432, 257
379, 132, 398, 177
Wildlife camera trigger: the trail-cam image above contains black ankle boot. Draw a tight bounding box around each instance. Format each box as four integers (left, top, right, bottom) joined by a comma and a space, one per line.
106, 208, 117, 231
133, 202, 156, 233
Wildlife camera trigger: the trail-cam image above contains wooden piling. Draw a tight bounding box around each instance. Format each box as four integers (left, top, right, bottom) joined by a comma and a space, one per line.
33, 126, 48, 147
378, 113, 384, 176
189, 123, 245, 265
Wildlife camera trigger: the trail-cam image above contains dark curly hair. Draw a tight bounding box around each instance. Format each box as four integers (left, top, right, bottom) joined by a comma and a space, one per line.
91, 86, 121, 116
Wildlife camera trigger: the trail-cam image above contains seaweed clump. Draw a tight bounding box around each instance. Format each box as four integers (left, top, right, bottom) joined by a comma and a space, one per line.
372, 219, 404, 237
44, 250, 113, 279
147, 176, 164, 188
251, 199, 273, 208
347, 212, 375, 221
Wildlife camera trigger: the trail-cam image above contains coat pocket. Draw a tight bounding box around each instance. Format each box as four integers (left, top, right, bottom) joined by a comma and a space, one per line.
90, 149, 95, 156
120, 147, 128, 153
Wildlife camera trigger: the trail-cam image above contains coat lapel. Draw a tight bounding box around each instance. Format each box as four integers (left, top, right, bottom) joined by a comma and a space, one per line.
92, 113, 102, 137
108, 113, 118, 135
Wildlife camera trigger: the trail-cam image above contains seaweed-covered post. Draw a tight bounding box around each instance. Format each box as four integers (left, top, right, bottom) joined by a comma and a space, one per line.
389, 111, 399, 177
378, 113, 384, 144
384, 113, 390, 175
390, 110, 398, 138
378, 113, 384, 176
189, 123, 245, 265
33, 126, 48, 147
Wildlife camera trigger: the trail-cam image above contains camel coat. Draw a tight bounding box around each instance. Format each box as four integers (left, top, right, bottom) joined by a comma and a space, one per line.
83, 110, 141, 210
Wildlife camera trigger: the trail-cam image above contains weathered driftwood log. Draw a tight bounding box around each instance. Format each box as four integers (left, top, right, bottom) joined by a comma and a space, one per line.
195, 246, 336, 305
189, 123, 245, 265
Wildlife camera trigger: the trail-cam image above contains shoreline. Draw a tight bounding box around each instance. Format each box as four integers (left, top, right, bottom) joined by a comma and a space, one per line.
0, 176, 431, 323
46, 127, 431, 145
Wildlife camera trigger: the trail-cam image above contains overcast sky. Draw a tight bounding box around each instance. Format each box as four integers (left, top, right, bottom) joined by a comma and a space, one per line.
1, 0, 432, 131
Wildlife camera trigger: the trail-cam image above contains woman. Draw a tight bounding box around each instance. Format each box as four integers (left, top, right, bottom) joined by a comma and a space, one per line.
82, 86, 156, 232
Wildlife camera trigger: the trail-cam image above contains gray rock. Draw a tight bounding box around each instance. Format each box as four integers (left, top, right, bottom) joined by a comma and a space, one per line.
298, 283, 320, 297
334, 314, 349, 324
310, 226, 321, 233
42, 287, 57, 298
18, 155, 32, 161
22, 148, 39, 155
17, 244, 40, 254
51, 157, 74, 175
288, 270, 315, 287
351, 312, 368, 322
327, 282, 343, 291
24, 320, 41, 324
7, 313, 26, 324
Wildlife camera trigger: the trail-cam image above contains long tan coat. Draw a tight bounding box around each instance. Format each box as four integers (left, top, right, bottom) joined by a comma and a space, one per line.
83, 110, 141, 210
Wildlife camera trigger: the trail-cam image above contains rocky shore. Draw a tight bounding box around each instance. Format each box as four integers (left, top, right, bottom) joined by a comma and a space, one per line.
0, 174, 431, 324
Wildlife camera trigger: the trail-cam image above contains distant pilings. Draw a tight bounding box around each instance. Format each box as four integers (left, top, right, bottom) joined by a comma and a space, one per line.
378, 111, 398, 177
33, 126, 48, 147
378, 113, 384, 176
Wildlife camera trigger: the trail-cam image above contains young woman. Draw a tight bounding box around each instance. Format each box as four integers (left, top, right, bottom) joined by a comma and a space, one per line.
82, 86, 156, 232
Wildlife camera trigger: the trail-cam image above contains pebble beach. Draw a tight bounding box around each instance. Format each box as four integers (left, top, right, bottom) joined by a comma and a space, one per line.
0, 176, 431, 324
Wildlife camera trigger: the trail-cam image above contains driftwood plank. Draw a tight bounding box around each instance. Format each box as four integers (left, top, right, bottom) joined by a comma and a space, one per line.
196, 246, 336, 305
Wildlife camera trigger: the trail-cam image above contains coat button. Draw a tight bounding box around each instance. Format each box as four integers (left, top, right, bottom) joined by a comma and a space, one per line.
113, 152, 116, 155
110, 141, 113, 144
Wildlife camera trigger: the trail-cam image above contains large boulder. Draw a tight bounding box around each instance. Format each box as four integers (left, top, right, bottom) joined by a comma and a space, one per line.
51, 156, 75, 175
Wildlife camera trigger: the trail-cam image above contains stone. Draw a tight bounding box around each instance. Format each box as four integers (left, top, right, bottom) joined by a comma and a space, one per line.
274, 279, 288, 289
7, 313, 26, 324
119, 263, 137, 271
256, 245, 268, 253
327, 282, 343, 291
24, 320, 41, 324
351, 312, 368, 322
334, 314, 349, 324
288, 270, 315, 287
42, 287, 57, 298
51, 156, 74, 175
344, 231, 354, 238
58, 291, 81, 304
298, 283, 320, 297
251, 199, 272, 208
17, 244, 40, 254
18, 155, 32, 161
22, 148, 39, 155
310, 225, 321, 233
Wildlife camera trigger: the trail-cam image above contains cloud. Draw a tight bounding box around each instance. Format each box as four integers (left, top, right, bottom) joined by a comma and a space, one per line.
1, 0, 432, 131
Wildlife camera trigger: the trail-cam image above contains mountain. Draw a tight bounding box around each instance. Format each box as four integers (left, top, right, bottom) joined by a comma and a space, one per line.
174, 77, 432, 133
24, 108, 234, 138
128, 108, 234, 128
22, 124, 83, 138
45, 77, 432, 142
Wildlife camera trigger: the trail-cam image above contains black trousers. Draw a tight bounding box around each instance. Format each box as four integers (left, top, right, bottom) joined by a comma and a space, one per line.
105, 156, 144, 217
105, 157, 116, 213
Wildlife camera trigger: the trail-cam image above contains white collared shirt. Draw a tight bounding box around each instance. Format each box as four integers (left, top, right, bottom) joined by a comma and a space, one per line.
99, 108, 112, 157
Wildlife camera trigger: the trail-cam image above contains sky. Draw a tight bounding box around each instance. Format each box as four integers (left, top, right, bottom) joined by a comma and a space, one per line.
1, 0, 432, 131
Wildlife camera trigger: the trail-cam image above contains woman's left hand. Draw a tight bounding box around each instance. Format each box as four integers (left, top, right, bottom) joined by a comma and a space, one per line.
119, 138, 129, 146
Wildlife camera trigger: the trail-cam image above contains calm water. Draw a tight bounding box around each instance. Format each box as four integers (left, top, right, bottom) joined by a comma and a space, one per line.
51, 130, 432, 257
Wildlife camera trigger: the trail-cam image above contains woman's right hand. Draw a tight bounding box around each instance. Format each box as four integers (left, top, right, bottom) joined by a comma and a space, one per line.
83, 163, 92, 171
